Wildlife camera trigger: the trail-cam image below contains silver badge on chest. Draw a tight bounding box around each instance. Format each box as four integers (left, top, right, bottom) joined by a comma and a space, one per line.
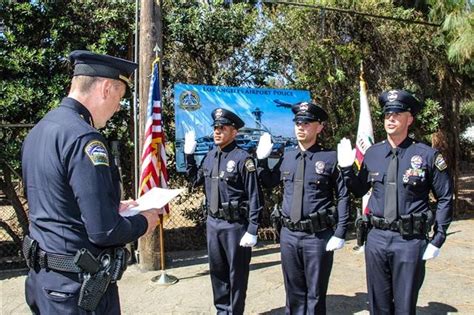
226, 160, 236, 173
315, 161, 325, 174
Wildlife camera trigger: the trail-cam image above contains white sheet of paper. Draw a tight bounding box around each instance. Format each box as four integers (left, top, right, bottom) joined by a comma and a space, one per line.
120, 187, 185, 217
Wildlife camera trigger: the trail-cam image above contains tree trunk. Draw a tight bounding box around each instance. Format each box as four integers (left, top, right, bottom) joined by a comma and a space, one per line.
0, 163, 29, 238
137, 0, 163, 271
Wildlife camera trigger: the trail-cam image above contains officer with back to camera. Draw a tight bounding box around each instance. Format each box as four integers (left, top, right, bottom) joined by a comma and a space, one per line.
337, 89, 453, 314
22, 50, 160, 314
184, 108, 263, 315
256, 102, 350, 314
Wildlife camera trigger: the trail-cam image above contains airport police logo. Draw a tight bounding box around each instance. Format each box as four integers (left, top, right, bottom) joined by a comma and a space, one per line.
315, 161, 325, 174
226, 160, 236, 172
179, 90, 201, 111
299, 103, 309, 112
387, 90, 398, 102
84, 140, 109, 166
410, 155, 423, 169
215, 108, 223, 119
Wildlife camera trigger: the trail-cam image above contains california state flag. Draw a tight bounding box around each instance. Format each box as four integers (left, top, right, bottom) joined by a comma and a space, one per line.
355, 73, 374, 214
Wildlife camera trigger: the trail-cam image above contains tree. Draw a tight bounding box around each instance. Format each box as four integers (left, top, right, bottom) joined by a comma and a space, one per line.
0, 1, 135, 243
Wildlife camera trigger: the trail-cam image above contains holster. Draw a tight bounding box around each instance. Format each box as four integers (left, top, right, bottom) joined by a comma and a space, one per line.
22, 235, 38, 270
76, 247, 130, 311
355, 215, 371, 247
270, 205, 282, 235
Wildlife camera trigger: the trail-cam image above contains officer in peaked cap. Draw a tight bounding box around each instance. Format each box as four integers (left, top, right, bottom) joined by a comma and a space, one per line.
211, 107, 245, 129
338, 89, 453, 314
184, 107, 263, 314
22, 50, 160, 313
379, 89, 423, 115
291, 101, 329, 123
257, 101, 350, 314
70, 50, 136, 92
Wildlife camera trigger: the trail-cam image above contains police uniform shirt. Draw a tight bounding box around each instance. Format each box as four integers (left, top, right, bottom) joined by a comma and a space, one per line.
342, 137, 453, 247
186, 141, 262, 235
22, 97, 148, 256
260, 143, 350, 239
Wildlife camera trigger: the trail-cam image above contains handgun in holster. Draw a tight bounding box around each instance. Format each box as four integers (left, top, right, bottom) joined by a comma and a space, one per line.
355, 215, 371, 247
75, 247, 129, 311
270, 205, 282, 236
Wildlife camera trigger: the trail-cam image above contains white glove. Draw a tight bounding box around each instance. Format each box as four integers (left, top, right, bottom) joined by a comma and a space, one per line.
422, 243, 440, 260
184, 130, 197, 154
337, 137, 356, 167
256, 132, 273, 159
325, 236, 345, 251
239, 232, 257, 247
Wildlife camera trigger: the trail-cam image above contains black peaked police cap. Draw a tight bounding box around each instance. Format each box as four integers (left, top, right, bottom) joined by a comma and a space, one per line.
291, 102, 328, 123
211, 108, 245, 130
378, 89, 423, 115
69, 50, 137, 91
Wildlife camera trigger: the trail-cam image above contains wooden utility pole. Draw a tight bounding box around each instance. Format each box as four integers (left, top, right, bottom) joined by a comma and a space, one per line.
138, 0, 163, 271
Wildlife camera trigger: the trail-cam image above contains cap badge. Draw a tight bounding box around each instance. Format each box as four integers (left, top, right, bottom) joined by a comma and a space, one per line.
226, 160, 236, 172
299, 103, 309, 112
387, 90, 398, 102
215, 108, 223, 119
315, 161, 325, 174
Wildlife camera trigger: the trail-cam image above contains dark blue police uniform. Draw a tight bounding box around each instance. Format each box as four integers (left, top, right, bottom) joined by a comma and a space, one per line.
258, 102, 350, 315
341, 90, 453, 314
22, 51, 147, 314
186, 108, 263, 315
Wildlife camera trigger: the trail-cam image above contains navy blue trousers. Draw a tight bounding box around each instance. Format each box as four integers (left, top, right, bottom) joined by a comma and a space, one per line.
365, 228, 428, 315
207, 216, 251, 315
25, 268, 120, 315
280, 227, 333, 315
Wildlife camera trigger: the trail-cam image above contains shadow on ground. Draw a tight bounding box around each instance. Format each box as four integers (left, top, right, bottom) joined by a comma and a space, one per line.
259, 293, 458, 315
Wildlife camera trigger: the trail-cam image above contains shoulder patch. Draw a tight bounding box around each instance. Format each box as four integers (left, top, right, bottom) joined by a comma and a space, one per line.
434, 153, 447, 171
84, 140, 109, 166
245, 159, 256, 172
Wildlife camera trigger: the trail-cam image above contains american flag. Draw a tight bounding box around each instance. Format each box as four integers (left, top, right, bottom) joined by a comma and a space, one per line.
139, 59, 169, 214
355, 73, 374, 214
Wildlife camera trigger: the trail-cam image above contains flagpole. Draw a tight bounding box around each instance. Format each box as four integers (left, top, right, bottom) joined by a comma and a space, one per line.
133, 0, 139, 198
153, 214, 178, 285
150, 46, 178, 286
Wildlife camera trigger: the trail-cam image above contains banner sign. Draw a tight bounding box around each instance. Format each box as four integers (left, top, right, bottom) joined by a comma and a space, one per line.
174, 84, 311, 172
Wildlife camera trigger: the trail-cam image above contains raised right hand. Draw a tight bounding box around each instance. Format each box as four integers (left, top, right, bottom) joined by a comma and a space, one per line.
337, 137, 356, 167
140, 209, 160, 235
256, 132, 273, 159
184, 130, 197, 155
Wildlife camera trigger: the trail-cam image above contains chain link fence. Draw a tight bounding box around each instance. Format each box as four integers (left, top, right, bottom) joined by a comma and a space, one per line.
0, 162, 277, 271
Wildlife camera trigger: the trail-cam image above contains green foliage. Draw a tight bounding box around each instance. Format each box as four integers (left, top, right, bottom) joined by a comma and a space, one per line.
428, 0, 474, 75
0, 1, 135, 195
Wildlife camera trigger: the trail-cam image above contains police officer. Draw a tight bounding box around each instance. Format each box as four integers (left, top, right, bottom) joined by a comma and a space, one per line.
184, 108, 263, 315
22, 50, 160, 314
337, 90, 453, 314
256, 102, 350, 314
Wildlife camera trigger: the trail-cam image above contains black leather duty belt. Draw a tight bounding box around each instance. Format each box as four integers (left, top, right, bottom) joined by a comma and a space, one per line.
22, 235, 81, 273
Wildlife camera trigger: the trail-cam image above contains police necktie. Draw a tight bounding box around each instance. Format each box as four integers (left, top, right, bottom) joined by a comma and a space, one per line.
384, 148, 399, 223
290, 152, 305, 222
209, 149, 221, 215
